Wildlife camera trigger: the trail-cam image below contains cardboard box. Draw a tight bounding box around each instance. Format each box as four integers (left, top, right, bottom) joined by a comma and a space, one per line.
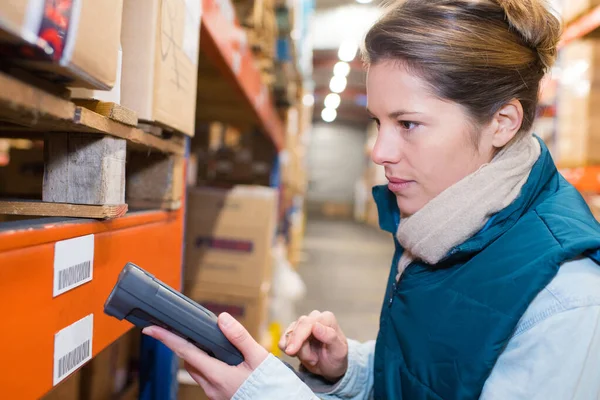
121, 0, 201, 137
187, 282, 270, 339
80, 330, 136, 400
0, 0, 123, 89
42, 369, 81, 400
185, 186, 278, 295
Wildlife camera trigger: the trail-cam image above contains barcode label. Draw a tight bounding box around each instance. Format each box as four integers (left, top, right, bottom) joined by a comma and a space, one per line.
53, 235, 94, 297
58, 340, 90, 378
53, 314, 93, 385
58, 261, 91, 290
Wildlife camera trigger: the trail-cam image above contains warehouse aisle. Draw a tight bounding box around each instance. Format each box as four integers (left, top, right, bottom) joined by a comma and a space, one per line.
295, 219, 394, 342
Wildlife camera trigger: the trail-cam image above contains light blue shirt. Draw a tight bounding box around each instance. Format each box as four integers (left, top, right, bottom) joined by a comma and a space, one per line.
232, 258, 600, 399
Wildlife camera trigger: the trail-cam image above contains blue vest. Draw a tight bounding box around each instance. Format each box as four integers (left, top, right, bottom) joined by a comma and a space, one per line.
372, 140, 600, 399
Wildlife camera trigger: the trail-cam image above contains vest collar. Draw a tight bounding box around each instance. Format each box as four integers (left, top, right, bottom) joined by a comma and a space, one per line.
372, 136, 557, 260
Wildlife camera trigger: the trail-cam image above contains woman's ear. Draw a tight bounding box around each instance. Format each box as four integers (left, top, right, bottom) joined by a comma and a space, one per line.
491, 99, 524, 148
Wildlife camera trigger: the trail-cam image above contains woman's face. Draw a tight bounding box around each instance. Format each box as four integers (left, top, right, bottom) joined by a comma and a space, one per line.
367, 61, 496, 216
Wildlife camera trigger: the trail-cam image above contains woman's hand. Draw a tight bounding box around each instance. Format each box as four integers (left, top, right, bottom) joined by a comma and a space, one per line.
280, 310, 348, 382
142, 313, 269, 400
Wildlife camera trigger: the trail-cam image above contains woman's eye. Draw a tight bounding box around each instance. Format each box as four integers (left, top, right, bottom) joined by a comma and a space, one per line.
399, 121, 418, 130
371, 117, 381, 128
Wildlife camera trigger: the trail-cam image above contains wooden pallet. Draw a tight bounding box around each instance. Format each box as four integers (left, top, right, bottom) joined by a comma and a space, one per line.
0, 71, 185, 219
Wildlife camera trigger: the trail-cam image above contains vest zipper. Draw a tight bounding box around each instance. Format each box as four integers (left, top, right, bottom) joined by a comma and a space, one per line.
388, 280, 401, 308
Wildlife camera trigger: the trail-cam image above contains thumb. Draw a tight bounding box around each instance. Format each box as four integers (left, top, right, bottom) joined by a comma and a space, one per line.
218, 313, 267, 367
312, 322, 338, 345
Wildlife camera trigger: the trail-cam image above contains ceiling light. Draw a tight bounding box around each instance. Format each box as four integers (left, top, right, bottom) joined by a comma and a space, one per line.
324, 93, 341, 109
321, 108, 337, 123
302, 94, 315, 107
333, 61, 351, 77
329, 76, 347, 93
356, 0, 373, 3
338, 40, 358, 62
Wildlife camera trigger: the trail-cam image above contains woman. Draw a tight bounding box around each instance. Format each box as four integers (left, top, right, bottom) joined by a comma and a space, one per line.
144, 0, 600, 398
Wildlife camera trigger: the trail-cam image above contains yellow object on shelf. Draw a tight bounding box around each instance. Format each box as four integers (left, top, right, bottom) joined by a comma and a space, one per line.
269, 322, 283, 357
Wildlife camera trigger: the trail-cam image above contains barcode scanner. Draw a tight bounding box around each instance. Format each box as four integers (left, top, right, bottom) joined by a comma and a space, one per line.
103, 263, 244, 366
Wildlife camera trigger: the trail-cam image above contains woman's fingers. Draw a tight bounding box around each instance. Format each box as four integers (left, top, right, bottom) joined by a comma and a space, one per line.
143, 326, 223, 379
285, 316, 315, 355
218, 313, 268, 368
278, 321, 297, 351
296, 340, 319, 367
312, 322, 338, 345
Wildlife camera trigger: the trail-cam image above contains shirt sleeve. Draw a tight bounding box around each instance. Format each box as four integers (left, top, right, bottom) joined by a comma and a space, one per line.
480, 305, 600, 400
232, 354, 319, 400
232, 339, 376, 400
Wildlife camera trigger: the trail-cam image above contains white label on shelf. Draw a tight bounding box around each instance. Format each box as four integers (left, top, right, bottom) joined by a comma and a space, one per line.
53, 314, 93, 386
183, 0, 202, 63
53, 235, 94, 297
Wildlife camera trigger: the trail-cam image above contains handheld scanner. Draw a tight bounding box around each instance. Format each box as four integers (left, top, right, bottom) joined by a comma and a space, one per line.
104, 263, 244, 366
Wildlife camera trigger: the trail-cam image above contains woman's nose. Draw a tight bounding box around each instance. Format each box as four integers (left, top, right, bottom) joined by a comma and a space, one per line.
371, 129, 401, 166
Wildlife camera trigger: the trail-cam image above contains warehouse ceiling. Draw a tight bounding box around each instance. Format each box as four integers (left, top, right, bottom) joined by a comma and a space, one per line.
310, 2, 383, 126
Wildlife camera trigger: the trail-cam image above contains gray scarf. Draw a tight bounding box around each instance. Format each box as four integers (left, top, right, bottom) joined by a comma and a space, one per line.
395, 136, 541, 281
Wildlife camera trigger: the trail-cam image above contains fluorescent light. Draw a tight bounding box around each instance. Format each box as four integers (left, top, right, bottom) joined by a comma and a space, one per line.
329, 76, 347, 93
302, 94, 315, 107
324, 93, 341, 109
334, 61, 351, 77
356, 0, 373, 3
338, 40, 358, 62
321, 108, 337, 123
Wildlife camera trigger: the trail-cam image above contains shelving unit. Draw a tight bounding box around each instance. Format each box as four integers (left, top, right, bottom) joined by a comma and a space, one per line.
0, 0, 292, 398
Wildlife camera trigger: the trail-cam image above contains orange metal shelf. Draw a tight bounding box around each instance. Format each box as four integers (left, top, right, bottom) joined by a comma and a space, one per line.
0, 209, 184, 399
559, 5, 600, 48
201, 0, 285, 151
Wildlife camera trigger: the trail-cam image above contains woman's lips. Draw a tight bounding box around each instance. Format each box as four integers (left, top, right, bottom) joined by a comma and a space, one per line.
387, 177, 415, 193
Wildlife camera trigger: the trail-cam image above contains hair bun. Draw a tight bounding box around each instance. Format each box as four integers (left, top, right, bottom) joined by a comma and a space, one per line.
494, 0, 562, 71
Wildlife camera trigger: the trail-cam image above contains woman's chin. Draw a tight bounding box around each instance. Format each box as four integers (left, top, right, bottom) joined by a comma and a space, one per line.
396, 197, 425, 218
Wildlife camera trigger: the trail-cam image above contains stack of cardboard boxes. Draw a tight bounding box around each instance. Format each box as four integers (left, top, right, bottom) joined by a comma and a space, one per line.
0, 0, 201, 138
181, 185, 277, 398
184, 185, 276, 339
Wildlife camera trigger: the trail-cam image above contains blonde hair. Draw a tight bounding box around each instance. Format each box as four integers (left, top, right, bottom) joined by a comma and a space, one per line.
363, 0, 562, 136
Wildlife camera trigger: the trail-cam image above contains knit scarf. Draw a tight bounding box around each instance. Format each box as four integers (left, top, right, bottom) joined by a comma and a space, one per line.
395, 136, 541, 281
